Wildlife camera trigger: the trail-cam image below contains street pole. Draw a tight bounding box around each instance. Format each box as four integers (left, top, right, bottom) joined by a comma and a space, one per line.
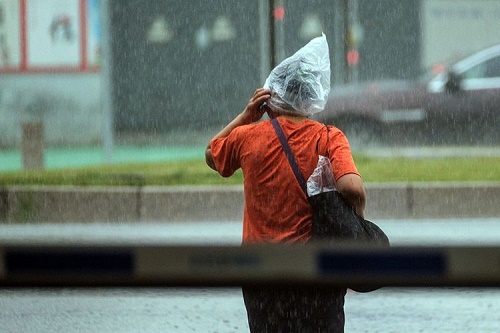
333, 0, 348, 84
259, 0, 271, 83
348, 0, 359, 83
264, 0, 286, 71
273, 0, 286, 64
101, 0, 114, 163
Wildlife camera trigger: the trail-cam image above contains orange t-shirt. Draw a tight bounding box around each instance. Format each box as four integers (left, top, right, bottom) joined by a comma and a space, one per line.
210, 118, 360, 244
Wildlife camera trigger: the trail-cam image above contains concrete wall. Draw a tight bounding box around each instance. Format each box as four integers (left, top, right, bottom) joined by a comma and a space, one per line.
1, 183, 499, 223
364, 183, 500, 219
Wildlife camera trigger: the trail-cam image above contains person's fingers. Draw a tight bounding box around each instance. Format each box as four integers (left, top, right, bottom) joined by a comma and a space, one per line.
252, 88, 271, 99
245, 89, 271, 119
251, 90, 271, 105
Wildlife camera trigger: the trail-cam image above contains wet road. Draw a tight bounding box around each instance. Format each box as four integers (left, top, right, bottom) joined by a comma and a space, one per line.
1, 219, 500, 332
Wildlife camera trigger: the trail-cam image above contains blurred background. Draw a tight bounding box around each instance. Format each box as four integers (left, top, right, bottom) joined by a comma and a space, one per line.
1, 0, 500, 167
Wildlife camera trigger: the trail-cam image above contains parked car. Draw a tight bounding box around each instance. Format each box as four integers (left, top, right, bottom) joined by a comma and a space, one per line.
314, 44, 500, 146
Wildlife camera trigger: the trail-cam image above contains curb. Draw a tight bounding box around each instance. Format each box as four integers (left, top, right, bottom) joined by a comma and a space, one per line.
1, 183, 499, 223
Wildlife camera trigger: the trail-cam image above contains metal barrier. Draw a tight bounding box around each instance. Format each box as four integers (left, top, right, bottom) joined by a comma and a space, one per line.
1, 243, 500, 288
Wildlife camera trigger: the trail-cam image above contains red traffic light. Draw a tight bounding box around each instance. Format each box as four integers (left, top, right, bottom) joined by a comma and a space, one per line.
347, 50, 359, 66
274, 6, 285, 20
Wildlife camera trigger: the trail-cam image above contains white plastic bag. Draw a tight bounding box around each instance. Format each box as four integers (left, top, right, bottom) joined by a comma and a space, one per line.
263, 33, 330, 116
307, 155, 336, 197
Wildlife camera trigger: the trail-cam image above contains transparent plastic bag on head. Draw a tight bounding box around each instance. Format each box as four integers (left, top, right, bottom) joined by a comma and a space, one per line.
263, 33, 330, 116
307, 155, 336, 197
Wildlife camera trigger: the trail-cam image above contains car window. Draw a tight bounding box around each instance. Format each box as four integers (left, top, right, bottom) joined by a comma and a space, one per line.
463, 56, 500, 79
484, 56, 500, 78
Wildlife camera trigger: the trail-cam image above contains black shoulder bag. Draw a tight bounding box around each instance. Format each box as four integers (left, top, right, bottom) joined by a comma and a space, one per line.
271, 118, 390, 292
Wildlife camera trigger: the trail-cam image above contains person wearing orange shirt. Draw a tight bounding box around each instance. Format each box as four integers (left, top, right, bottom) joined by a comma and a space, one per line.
205, 35, 365, 332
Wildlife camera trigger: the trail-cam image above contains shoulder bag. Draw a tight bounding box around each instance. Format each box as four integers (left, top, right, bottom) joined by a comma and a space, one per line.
271, 118, 390, 292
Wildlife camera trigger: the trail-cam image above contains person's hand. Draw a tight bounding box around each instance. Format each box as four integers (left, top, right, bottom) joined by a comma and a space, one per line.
206, 88, 271, 170
239, 88, 271, 124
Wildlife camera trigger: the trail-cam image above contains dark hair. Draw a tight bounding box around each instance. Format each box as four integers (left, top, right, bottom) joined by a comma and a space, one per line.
281, 61, 321, 109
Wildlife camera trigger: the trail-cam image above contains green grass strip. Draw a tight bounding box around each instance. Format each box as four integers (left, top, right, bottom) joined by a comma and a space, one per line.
0, 156, 499, 186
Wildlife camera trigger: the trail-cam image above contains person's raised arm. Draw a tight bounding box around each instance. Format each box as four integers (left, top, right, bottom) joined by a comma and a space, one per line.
205, 88, 271, 170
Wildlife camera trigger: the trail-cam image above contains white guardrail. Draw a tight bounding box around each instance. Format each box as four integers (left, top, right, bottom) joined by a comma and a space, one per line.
1, 243, 500, 288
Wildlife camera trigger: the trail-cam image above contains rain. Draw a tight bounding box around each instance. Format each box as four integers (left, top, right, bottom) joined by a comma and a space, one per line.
1, 0, 500, 332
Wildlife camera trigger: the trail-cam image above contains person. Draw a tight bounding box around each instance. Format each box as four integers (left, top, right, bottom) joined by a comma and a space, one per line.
205, 35, 366, 332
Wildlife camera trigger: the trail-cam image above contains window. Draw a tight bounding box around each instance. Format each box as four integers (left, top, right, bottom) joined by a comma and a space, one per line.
463, 55, 500, 79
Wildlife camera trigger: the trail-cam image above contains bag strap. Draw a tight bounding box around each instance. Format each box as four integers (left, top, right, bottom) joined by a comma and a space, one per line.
271, 118, 308, 194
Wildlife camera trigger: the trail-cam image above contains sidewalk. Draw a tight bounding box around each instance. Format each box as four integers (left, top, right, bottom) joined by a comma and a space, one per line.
0, 145, 206, 172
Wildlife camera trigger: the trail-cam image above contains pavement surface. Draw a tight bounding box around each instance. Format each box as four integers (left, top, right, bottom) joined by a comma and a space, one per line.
2, 286, 498, 333
1, 219, 500, 332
